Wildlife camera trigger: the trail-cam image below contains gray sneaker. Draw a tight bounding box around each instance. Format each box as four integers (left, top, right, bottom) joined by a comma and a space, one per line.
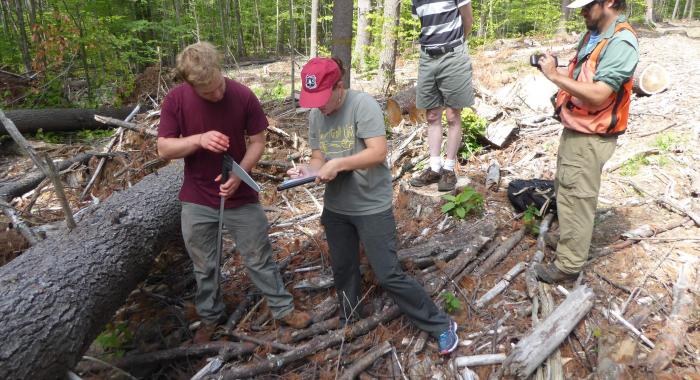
437, 170, 457, 192
410, 168, 441, 187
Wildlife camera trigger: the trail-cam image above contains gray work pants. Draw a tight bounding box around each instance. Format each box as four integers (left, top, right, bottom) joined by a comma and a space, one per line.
181, 202, 294, 323
321, 207, 451, 337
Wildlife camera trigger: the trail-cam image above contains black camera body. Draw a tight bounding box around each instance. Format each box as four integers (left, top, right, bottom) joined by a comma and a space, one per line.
530, 54, 557, 69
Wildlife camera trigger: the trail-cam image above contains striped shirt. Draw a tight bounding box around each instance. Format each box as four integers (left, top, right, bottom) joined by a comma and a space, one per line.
412, 0, 471, 49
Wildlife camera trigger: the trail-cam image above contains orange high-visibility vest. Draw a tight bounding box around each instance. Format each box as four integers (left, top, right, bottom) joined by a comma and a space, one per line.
555, 21, 637, 136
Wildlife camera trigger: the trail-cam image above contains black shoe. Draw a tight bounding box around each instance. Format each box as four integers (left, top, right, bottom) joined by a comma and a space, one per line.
410, 168, 441, 187
437, 170, 457, 192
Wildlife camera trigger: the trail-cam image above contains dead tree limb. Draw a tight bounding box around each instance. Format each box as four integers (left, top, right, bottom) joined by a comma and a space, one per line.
503, 285, 594, 378
94, 114, 157, 136
475, 261, 526, 308
338, 341, 392, 380
42, 153, 76, 229
0, 200, 39, 245
473, 227, 525, 277
645, 262, 698, 371
0, 163, 184, 380
454, 353, 507, 367
113, 342, 254, 369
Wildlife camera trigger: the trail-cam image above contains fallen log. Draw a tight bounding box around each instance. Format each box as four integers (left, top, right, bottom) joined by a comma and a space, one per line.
0, 152, 94, 202
0, 163, 183, 380
338, 341, 392, 380
473, 227, 525, 276
385, 86, 425, 127
633, 63, 670, 96
503, 285, 594, 378
1, 107, 134, 134
645, 262, 697, 371
113, 341, 254, 369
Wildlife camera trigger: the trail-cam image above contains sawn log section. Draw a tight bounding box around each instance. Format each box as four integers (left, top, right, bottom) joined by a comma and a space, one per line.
0, 163, 183, 380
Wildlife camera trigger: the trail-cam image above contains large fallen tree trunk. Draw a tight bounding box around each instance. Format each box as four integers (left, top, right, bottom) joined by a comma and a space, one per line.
0, 163, 183, 380
1, 107, 133, 134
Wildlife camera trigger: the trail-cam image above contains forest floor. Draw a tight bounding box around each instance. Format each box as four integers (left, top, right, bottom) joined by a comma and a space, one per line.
1, 21, 699, 380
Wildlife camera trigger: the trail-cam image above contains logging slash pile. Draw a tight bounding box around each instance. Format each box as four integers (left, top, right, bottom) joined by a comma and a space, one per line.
1, 26, 700, 380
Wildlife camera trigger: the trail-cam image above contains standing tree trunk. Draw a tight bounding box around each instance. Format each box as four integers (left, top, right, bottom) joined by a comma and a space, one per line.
354, 0, 371, 71
0, 164, 184, 380
478, 0, 487, 37
254, 0, 264, 51
378, 0, 401, 95
173, 0, 184, 51
218, 0, 230, 59
683, 0, 693, 18
310, 0, 319, 57
331, 0, 353, 87
13, 0, 32, 73
557, 0, 569, 34
289, 0, 296, 109
276, 0, 280, 54
645, 0, 656, 26
672, 0, 681, 18
232, 0, 245, 57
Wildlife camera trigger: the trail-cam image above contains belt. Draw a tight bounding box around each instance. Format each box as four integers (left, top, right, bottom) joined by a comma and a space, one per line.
421, 41, 462, 57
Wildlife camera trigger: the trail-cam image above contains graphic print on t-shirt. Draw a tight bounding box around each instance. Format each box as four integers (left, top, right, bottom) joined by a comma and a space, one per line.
319, 123, 355, 158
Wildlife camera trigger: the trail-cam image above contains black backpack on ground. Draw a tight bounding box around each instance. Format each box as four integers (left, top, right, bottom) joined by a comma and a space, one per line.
507, 179, 557, 214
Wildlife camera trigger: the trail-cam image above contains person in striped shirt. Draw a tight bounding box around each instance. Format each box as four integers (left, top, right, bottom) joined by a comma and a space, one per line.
410, 0, 475, 192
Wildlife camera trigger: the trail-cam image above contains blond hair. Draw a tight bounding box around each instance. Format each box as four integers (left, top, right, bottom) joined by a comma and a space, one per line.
176, 42, 223, 86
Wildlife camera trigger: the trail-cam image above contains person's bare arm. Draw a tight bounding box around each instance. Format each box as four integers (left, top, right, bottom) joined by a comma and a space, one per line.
459, 3, 473, 38
157, 130, 230, 159
315, 136, 387, 183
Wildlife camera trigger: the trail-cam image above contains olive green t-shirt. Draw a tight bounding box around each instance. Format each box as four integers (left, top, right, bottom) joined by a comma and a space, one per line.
573, 15, 639, 92
308, 90, 392, 216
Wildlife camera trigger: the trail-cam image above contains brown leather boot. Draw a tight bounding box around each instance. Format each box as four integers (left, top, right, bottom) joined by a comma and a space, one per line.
437, 170, 457, 192
279, 310, 312, 329
193, 322, 218, 344
410, 168, 441, 187
533, 263, 579, 284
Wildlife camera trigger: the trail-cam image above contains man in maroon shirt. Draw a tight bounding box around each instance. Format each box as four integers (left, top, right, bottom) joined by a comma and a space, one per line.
157, 42, 311, 343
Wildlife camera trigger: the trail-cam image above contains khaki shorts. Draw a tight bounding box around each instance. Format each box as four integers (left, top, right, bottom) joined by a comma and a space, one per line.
416, 43, 474, 110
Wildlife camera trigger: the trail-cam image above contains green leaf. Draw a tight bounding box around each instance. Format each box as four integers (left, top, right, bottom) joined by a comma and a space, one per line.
455, 207, 466, 219
442, 203, 456, 213
442, 194, 457, 202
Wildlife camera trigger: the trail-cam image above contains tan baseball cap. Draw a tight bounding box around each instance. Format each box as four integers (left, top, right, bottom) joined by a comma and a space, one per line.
567, 0, 596, 8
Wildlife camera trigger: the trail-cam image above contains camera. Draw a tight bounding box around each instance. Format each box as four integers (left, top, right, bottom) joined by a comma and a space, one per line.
530, 54, 557, 69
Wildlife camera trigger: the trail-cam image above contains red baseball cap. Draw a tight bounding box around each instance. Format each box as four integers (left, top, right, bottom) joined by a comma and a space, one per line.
299, 58, 341, 108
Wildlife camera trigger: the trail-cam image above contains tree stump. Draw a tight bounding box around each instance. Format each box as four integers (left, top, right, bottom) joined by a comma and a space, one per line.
385, 86, 426, 127
633, 63, 670, 96
397, 177, 472, 219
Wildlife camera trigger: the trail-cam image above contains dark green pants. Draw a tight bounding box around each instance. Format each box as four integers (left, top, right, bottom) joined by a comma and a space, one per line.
321, 207, 450, 337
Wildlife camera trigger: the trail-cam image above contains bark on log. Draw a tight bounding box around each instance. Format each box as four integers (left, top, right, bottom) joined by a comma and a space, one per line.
482, 118, 517, 148
633, 63, 670, 96
338, 341, 392, 380
473, 227, 525, 276
503, 285, 594, 378
645, 262, 697, 371
0, 163, 183, 380
114, 342, 254, 369
1, 107, 133, 134
385, 86, 425, 127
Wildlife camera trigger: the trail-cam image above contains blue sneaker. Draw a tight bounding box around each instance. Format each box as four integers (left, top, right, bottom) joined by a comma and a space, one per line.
438, 320, 459, 355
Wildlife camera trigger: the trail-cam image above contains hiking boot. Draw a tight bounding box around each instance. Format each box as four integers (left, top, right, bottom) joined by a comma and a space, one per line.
193, 322, 219, 344
437, 170, 457, 192
544, 231, 559, 250
279, 309, 312, 329
410, 169, 441, 187
533, 263, 579, 284
437, 320, 459, 355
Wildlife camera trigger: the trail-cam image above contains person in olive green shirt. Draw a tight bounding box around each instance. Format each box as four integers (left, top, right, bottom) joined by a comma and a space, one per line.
534, 0, 639, 283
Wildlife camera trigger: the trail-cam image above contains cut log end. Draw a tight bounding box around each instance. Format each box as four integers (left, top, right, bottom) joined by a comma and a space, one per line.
633, 63, 670, 96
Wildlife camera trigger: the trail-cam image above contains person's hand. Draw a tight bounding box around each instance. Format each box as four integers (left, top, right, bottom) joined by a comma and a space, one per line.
538, 52, 558, 80
316, 160, 341, 183
215, 173, 241, 198
199, 131, 229, 153
286, 165, 316, 179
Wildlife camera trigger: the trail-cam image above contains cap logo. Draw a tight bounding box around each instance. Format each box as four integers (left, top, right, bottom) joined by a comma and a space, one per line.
305, 74, 317, 90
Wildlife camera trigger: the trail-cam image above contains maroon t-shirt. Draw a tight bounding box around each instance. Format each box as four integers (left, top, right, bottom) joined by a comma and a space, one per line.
158, 78, 268, 209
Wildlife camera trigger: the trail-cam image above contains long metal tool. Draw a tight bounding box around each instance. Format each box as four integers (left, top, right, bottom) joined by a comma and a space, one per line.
216, 155, 234, 262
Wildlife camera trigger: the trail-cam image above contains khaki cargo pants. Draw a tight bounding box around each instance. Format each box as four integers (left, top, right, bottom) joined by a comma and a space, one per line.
554, 129, 617, 274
